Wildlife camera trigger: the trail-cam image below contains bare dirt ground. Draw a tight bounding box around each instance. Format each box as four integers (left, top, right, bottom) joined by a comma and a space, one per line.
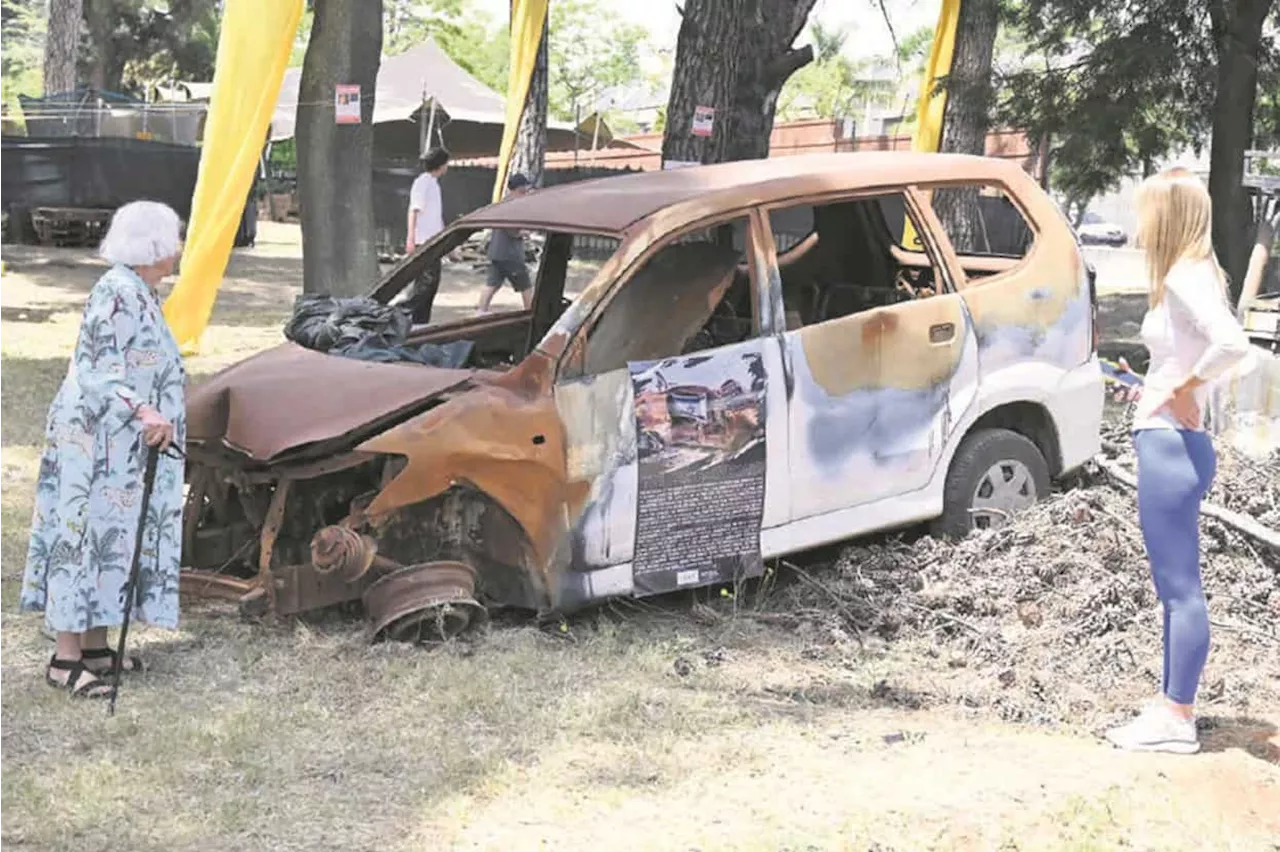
2, 227, 1277, 852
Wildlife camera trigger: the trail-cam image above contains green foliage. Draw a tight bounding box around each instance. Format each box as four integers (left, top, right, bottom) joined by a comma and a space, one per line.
289, 8, 315, 68
778, 22, 898, 121
80, 0, 221, 95
897, 24, 934, 71
383, 0, 508, 91
547, 0, 649, 122
997, 0, 1278, 208
1, 0, 47, 105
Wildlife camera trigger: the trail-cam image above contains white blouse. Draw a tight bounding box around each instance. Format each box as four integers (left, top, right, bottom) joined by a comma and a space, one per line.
1132, 258, 1254, 432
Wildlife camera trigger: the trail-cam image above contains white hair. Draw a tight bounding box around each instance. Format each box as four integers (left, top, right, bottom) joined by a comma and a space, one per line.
99, 200, 183, 267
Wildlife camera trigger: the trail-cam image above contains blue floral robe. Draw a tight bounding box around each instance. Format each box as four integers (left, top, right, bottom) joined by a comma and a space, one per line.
20, 265, 187, 633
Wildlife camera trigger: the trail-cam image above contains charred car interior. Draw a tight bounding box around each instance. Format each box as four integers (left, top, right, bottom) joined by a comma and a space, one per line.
180, 224, 622, 630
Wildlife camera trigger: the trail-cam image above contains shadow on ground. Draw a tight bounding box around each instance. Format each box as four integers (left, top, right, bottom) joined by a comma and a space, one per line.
1200, 715, 1280, 766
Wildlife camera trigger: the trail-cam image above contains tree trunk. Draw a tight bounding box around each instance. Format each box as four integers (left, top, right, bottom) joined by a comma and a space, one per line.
1207, 0, 1269, 300
509, 12, 548, 188
724, 0, 817, 162
663, 0, 818, 167
84, 0, 113, 91
939, 0, 998, 157
935, 0, 1000, 252
661, 0, 743, 166
42, 0, 82, 96
297, 0, 383, 297
83, 0, 114, 90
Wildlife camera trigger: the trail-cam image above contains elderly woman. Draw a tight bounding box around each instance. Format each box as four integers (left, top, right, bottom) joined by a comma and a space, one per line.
20, 200, 186, 699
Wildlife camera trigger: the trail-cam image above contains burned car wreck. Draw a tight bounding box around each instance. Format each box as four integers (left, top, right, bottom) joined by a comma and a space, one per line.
180, 152, 1105, 641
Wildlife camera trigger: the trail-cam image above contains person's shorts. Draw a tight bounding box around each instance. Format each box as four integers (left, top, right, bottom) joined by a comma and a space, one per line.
487, 259, 532, 292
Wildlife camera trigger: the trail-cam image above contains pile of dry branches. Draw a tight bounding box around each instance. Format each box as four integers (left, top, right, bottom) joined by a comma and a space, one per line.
775, 428, 1279, 727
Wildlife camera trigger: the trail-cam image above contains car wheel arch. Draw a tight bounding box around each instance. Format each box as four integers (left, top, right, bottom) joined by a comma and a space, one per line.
366, 484, 550, 611
963, 400, 1063, 476
932, 426, 1052, 539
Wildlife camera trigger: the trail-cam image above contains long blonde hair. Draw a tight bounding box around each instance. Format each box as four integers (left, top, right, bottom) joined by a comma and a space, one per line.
1134, 167, 1227, 308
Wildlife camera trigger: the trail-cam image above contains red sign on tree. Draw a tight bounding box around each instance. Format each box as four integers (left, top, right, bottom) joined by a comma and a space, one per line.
335, 84, 361, 124
692, 105, 715, 137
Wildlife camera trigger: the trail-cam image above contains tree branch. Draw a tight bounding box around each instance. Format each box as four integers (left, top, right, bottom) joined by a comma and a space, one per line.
788, 0, 820, 45
764, 44, 815, 87
869, 0, 901, 70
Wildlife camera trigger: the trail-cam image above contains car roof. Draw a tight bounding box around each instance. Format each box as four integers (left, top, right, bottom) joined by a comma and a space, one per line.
455, 151, 1029, 236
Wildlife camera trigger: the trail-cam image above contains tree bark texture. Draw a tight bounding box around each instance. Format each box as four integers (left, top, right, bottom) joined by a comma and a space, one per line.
42, 0, 82, 96
661, 0, 744, 166
934, 0, 1000, 256
297, 0, 383, 297
83, 0, 116, 92
81, 0, 124, 92
1207, 0, 1270, 299
509, 12, 549, 188
663, 0, 818, 166
724, 0, 817, 162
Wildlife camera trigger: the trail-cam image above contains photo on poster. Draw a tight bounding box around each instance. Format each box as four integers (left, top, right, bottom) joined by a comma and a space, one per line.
335, 84, 361, 124
628, 346, 767, 597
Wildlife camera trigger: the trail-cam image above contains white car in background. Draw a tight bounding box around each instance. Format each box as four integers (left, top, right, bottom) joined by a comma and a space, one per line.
1076, 211, 1128, 247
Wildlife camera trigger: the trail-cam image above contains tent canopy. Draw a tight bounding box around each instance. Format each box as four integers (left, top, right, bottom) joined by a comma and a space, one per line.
270, 36, 589, 158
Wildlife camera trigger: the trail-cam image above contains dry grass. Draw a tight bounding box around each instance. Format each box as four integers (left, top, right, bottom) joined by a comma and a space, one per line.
2, 233, 1278, 852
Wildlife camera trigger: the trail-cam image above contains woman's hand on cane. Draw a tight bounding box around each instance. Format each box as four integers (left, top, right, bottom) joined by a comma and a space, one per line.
137, 405, 174, 452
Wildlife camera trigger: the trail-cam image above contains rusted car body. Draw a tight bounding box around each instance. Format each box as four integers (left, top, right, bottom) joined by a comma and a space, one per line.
181, 152, 1105, 638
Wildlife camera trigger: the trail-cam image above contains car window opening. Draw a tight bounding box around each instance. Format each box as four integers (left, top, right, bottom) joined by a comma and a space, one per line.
768, 193, 946, 330
926, 183, 1036, 283
579, 215, 757, 377
384, 227, 621, 372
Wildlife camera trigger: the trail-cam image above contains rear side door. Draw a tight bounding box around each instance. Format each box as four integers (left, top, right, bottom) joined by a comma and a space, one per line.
554, 212, 791, 597
920, 180, 1094, 378
760, 188, 981, 524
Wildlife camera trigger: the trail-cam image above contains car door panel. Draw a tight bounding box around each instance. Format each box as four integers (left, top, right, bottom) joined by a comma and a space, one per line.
956, 247, 1093, 378
556, 368, 639, 570
557, 337, 789, 584
785, 292, 980, 522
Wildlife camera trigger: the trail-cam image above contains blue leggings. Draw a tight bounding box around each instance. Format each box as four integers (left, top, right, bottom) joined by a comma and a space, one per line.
1133, 429, 1217, 705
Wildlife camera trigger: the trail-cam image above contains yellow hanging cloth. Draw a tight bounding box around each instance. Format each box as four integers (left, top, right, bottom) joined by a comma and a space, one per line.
163, 0, 304, 352
903, 0, 961, 249
492, 0, 549, 204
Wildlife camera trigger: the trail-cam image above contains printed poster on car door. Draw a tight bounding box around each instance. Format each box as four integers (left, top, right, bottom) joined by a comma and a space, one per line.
628, 348, 767, 596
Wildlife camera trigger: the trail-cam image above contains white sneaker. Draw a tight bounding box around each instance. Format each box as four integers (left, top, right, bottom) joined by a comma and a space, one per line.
1105, 702, 1200, 754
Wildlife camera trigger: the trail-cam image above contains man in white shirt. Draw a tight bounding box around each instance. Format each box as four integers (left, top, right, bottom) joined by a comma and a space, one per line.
403, 147, 450, 323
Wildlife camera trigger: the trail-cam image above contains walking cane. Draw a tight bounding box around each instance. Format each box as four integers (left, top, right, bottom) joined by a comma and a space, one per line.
108, 444, 160, 717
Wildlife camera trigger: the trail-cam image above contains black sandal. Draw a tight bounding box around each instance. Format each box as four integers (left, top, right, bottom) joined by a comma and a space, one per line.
45, 655, 113, 699
81, 647, 146, 675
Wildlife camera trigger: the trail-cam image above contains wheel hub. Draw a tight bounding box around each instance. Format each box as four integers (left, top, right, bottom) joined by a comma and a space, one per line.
970, 459, 1037, 530
362, 560, 488, 643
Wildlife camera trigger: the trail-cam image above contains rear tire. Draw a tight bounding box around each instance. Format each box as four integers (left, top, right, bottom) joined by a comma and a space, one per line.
932, 428, 1050, 539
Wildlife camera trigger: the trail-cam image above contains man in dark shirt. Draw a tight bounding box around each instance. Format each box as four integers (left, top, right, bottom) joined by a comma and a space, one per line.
477, 173, 534, 315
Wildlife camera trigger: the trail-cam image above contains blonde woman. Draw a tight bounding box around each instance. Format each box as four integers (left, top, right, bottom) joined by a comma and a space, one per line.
1105, 169, 1253, 753
19, 200, 186, 699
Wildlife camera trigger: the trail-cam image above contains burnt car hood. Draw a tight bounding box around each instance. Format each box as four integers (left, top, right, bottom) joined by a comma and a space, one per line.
186, 342, 474, 462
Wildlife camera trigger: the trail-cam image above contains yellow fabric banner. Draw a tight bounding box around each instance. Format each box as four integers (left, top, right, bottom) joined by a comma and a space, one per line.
903, 0, 961, 249
492, 0, 549, 204
163, 0, 304, 351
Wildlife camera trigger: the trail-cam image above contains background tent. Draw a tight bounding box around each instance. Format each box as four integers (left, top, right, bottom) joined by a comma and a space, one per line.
269, 37, 595, 161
